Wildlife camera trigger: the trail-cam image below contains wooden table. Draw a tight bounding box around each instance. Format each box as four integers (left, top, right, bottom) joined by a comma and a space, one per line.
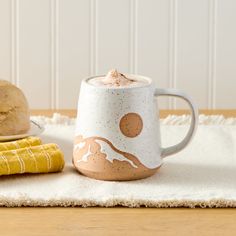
1, 110, 236, 236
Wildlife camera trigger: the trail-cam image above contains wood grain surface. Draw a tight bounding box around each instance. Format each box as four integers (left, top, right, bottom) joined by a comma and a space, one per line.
1, 208, 236, 236
30, 109, 236, 118
1, 110, 236, 236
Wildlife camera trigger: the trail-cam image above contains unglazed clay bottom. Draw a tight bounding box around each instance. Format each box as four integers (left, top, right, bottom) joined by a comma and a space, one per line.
73, 135, 160, 181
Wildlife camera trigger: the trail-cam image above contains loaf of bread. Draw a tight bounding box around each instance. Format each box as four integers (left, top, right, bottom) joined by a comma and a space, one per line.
0, 80, 30, 136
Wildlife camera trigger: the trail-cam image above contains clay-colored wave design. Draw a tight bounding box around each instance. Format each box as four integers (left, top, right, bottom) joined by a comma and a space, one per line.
73, 135, 160, 181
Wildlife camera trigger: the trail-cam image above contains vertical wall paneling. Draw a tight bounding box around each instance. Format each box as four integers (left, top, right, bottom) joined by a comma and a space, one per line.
169, 0, 177, 109
90, 0, 97, 76
18, 0, 51, 108
11, 0, 19, 85
50, 0, 59, 109
208, 0, 217, 109
0, 0, 11, 82
58, 0, 90, 109
137, 0, 170, 109
0, 0, 235, 109
215, 0, 236, 109
175, 0, 209, 109
130, 0, 137, 74
96, 0, 130, 74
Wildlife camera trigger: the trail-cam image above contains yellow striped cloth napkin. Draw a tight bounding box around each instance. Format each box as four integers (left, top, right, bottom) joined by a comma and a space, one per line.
0, 137, 64, 176
0, 137, 42, 152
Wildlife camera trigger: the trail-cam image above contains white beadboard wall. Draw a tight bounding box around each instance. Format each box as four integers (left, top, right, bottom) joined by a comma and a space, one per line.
0, 0, 236, 109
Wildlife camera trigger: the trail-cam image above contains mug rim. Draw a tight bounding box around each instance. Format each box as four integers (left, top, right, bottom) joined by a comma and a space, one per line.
82, 74, 153, 90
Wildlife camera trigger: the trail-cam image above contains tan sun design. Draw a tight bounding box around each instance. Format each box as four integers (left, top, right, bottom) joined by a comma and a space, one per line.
119, 113, 143, 138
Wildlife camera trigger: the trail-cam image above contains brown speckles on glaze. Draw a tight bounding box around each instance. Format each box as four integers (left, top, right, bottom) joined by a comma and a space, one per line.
73, 135, 160, 181
119, 113, 143, 138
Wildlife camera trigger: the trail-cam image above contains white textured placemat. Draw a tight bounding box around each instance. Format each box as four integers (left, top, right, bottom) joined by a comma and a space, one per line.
0, 113, 236, 208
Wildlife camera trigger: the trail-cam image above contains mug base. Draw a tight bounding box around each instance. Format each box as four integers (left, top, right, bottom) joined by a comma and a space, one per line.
75, 165, 161, 181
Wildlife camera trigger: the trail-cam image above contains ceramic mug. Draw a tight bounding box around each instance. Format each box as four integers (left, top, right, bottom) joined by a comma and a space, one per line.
73, 74, 198, 181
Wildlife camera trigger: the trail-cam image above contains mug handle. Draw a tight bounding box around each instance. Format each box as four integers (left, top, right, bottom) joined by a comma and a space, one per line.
154, 88, 198, 158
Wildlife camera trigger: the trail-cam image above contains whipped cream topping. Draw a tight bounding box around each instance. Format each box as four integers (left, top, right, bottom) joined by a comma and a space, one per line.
101, 69, 134, 87
88, 69, 148, 88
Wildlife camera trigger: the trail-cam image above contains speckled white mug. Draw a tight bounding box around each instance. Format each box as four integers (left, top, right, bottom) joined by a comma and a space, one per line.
73, 75, 198, 181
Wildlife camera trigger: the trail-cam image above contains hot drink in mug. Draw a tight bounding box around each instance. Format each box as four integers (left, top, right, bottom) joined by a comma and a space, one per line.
73, 69, 198, 181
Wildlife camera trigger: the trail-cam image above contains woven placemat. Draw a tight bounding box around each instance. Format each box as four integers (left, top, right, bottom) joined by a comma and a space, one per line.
0, 113, 236, 208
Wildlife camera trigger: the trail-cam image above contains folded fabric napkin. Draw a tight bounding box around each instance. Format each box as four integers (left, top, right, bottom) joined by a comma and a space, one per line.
0, 137, 64, 176
0, 137, 42, 151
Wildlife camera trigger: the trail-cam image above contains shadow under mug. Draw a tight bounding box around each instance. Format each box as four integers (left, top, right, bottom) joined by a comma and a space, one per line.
73, 74, 198, 181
